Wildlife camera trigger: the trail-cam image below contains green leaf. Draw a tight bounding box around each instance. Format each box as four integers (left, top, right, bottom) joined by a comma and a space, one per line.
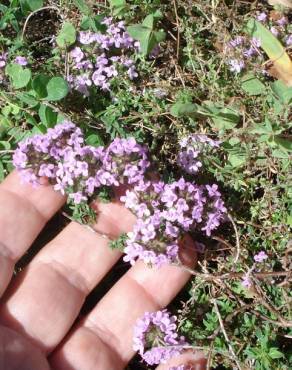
228, 153, 246, 167
209, 106, 240, 130
170, 102, 201, 117
143, 14, 154, 29
269, 347, 284, 359
274, 137, 292, 151
241, 73, 266, 95
80, 15, 106, 32
1, 105, 11, 117
73, 0, 91, 15
287, 214, 292, 227
0, 141, 11, 150
153, 9, 163, 19
56, 22, 76, 48
27, 0, 43, 11
271, 148, 289, 158
109, 233, 128, 250
109, 0, 127, 16
20, 0, 43, 12
16, 92, 39, 107
228, 137, 241, 146
57, 113, 66, 123
127, 24, 151, 54
45, 77, 69, 101
154, 29, 166, 43
271, 80, 292, 104
127, 13, 165, 55
85, 133, 104, 147
33, 74, 68, 101
38, 104, 58, 127
32, 74, 51, 98
0, 115, 11, 138
32, 124, 47, 134
5, 63, 31, 89
25, 112, 38, 127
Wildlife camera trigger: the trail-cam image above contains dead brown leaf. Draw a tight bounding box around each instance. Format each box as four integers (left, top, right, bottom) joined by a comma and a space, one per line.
266, 62, 292, 86
269, 10, 282, 21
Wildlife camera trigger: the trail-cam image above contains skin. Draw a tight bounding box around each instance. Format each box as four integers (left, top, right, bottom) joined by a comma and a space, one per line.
0, 171, 207, 370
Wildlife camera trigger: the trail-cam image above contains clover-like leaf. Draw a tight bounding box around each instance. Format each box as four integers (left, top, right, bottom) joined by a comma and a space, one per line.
5, 63, 31, 89
56, 22, 76, 48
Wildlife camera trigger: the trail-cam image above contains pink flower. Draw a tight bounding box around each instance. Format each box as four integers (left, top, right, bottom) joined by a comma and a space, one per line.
133, 310, 187, 365
257, 12, 267, 22
270, 27, 279, 37
14, 56, 28, 66
242, 275, 252, 288
254, 251, 268, 263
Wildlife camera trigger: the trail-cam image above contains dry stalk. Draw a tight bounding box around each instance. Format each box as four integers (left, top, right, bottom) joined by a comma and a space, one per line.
211, 297, 243, 370
252, 278, 292, 328
228, 213, 241, 265
172, 0, 180, 60
61, 211, 113, 241
180, 264, 292, 282
22, 6, 62, 40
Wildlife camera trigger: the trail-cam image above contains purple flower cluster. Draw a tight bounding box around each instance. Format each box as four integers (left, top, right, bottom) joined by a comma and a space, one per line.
241, 250, 268, 288
121, 178, 226, 267
225, 36, 262, 74
14, 56, 28, 66
13, 121, 149, 203
67, 17, 139, 95
0, 53, 28, 68
14, 122, 226, 268
178, 134, 220, 175
241, 274, 252, 288
226, 12, 292, 74
0, 52, 7, 68
0, 52, 7, 84
253, 250, 268, 263
133, 310, 187, 366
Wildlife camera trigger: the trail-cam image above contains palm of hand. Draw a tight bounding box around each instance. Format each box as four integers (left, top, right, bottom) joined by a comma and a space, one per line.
0, 172, 205, 370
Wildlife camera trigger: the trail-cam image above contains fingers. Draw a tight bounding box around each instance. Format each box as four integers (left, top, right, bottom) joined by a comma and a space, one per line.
0, 242, 15, 299
0, 171, 198, 370
156, 351, 207, 370
0, 172, 65, 297
50, 246, 196, 370
0, 201, 135, 354
0, 325, 50, 370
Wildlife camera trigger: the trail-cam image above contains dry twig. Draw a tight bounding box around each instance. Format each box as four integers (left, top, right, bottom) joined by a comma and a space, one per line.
172, 0, 180, 60
228, 213, 241, 265
211, 297, 243, 370
22, 6, 62, 40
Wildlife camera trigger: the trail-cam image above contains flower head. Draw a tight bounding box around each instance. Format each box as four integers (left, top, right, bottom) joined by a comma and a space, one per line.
242, 274, 252, 288
133, 310, 187, 365
254, 251, 268, 263
121, 177, 226, 267
228, 59, 245, 73
257, 12, 267, 22
178, 134, 220, 175
14, 56, 28, 66
0, 52, 7, 68
64, 19, 144, 96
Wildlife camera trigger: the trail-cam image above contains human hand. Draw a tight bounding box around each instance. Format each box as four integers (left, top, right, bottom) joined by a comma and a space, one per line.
0, 171, 206, 370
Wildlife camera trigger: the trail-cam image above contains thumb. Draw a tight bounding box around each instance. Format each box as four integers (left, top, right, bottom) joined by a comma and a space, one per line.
155, 351, 207, 370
